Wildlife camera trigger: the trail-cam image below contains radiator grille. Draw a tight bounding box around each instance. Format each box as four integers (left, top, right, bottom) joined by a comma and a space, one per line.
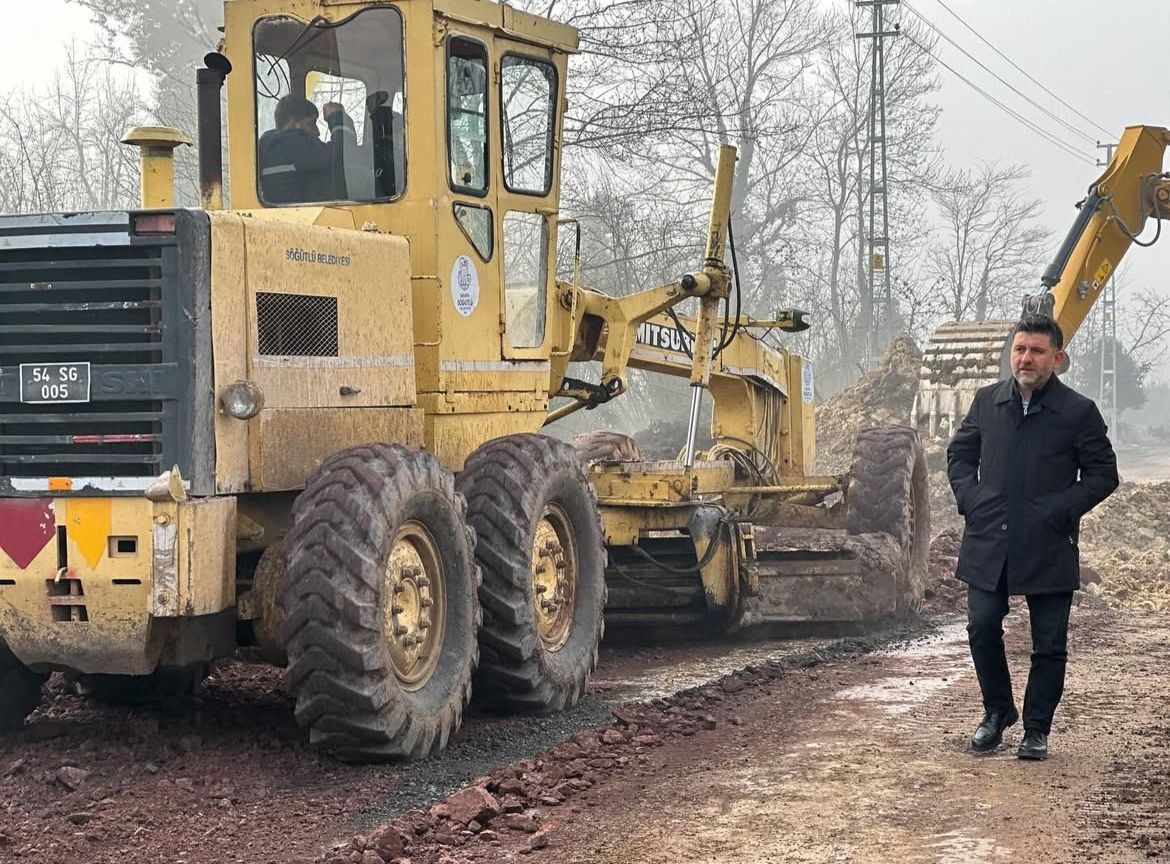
0, 240, 166, 478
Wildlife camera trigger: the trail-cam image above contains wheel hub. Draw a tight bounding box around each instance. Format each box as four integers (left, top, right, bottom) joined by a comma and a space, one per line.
385, 521, 445, 690
531, 505, 577, 651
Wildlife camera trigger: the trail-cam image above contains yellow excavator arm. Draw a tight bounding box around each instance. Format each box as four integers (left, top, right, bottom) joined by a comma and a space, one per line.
1038, 124, 1170, 338
916, 124, 1170, 438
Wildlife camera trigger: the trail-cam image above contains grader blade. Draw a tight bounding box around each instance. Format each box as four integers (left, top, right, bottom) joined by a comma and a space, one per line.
738, 527, 901, 635
602, 526, 903, 638
913, 320, 1014, 438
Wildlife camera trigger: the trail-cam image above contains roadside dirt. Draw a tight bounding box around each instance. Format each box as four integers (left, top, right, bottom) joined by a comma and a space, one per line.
0, 633, 841, 864
815, 337, 921, 475
391, 607, 1169, 864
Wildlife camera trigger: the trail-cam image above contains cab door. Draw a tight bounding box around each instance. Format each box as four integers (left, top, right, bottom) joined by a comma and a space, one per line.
493, 42, 564, 361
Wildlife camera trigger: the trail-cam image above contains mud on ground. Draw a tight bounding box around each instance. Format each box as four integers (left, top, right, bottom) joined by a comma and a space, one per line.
815, 337, 921, 475
370, 606, 1169, 864
0, 632, 858, 863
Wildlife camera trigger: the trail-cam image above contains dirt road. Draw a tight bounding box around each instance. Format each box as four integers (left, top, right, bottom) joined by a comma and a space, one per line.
0, 633, 839, 863
488, 607, 1169, 864
3, 607, 1166, 863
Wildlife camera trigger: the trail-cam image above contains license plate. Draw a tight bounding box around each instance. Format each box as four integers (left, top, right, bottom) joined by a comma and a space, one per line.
19, 363, 91, 404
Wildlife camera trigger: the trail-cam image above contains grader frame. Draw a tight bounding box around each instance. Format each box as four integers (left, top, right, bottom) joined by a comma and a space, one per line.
0, 0, 927, 759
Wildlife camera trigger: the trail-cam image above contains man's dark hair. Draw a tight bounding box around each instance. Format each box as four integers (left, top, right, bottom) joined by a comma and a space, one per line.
1015, 314, 1064, 350
274, 96, 318, 130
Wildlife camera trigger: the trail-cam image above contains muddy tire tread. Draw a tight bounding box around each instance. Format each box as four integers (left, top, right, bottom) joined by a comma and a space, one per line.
282, 444, 479, 761
0, 644, 44, 731
458, 434, 606, 713
570, 430, 642, 464
846, 426, 930, 614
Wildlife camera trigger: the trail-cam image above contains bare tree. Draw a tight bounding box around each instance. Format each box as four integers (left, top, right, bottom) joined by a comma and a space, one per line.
0, 46, 148, 213
68, 0, 220, 203
1122, 289, 1170, 382
779, 9, 941, 389
924, 163, 1050, 323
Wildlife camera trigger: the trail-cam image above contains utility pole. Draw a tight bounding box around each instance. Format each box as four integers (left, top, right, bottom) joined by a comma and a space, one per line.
1098, 275, 1120, 440
1096, 140, 1119, 440
855, 0, 899, 364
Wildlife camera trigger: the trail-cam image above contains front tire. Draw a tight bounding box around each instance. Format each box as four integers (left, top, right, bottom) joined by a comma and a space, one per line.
846, 426, 930, 615
282, 444, 479, 761
458, 434, 606, 713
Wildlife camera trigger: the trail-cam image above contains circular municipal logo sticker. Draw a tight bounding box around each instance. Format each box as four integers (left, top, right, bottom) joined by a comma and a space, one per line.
451, 255, 480, 318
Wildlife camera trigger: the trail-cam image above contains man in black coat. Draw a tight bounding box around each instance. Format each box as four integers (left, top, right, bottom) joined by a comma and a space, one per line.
947, 313, 1118, 760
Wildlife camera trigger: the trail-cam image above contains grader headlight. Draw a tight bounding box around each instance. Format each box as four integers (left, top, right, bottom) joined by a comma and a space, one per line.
219, 380, 264, 419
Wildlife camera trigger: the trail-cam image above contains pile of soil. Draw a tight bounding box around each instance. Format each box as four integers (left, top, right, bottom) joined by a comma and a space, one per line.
632, 419, 713, 461
815, 337, 922, 474
923, 526, 964, 613
928, 471, 962, 534
923, 482, 1170, 614
1080, 482, 1170, 611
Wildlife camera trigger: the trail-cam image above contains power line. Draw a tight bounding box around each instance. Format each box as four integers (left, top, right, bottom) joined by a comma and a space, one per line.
922, 0, 1114, 139
901, 31, 1095, 166
903, 2, 1098, 146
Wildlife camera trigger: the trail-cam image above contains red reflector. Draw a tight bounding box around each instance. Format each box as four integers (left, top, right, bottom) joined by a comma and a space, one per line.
71, 433, 158, 445
133, 213, 177, 235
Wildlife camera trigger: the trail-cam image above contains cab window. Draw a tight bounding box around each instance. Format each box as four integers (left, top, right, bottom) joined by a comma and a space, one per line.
254, 8, 406, 205
503, 211, 548, 347
447, 37, 488, 195
500, 56, 557, 196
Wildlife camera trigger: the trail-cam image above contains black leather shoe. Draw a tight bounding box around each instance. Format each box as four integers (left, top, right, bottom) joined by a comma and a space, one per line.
1017, 730, 1049, 760
970, 706, 1019, 752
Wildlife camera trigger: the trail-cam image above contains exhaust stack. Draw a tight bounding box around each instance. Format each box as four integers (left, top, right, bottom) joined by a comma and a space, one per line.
197, 52, 233, 210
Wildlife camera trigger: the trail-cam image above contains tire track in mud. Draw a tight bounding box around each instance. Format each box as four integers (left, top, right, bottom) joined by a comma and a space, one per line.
1072, 620, 1170, 864
0, 630, 855, 863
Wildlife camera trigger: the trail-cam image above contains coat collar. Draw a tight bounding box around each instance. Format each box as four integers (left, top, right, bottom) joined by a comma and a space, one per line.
993, 375, 1069, 413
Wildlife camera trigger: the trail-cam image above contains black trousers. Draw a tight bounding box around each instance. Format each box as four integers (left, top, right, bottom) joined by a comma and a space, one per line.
967, 579, 1073, 735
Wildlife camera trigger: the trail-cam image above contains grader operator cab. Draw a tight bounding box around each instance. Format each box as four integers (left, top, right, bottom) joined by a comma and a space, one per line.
0, 0, 927, 760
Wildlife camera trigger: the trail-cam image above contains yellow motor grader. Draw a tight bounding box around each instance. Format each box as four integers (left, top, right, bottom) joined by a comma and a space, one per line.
915, 125, 1170, 437
0, 0, 927, 760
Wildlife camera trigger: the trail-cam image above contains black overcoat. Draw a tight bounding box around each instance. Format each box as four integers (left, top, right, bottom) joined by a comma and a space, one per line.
946, 375, 1119, 595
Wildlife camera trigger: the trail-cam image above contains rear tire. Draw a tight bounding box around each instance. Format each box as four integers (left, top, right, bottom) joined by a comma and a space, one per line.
458, 434, 606, 713
570, 430, 642, 463
846, 426, 930, 615
77, 665, 206, 704
251, 542, 289, 666
282, 444, 479, 761
0, 642, 45, 731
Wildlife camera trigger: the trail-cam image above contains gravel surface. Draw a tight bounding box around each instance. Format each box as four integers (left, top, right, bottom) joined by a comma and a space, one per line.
419, 606, 1170, 864
0, 630, 848, 863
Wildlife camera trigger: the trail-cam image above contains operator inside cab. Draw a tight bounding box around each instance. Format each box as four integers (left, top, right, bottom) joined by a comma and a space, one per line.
259, 96, 349, 202
253, 8, 406, 206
